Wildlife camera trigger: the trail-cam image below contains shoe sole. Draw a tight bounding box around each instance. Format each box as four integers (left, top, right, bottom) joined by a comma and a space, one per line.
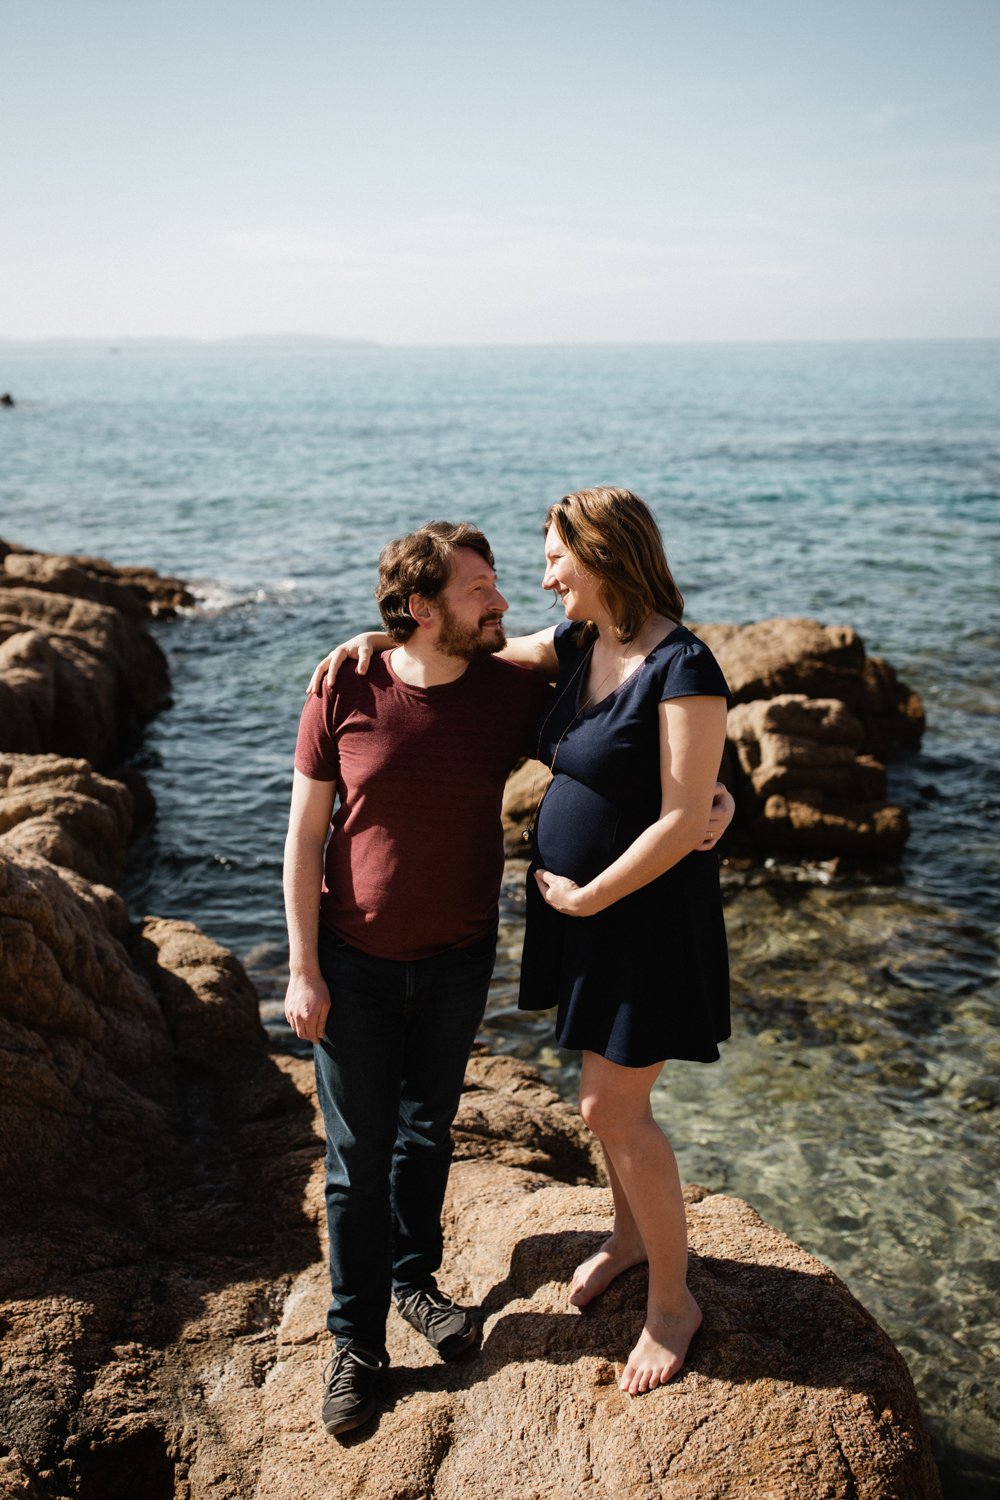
323, 1397, 377, 1437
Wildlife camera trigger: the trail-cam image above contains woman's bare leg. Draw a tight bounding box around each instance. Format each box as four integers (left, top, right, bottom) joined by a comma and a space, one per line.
569, 1147, 647, 1306
577, 1050, 701, 1395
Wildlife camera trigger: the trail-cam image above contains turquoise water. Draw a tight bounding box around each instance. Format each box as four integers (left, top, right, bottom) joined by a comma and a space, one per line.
2, 342, 998, 1493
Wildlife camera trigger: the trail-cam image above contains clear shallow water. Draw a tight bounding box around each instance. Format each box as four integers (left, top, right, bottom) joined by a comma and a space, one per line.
2, 342, 998, 1494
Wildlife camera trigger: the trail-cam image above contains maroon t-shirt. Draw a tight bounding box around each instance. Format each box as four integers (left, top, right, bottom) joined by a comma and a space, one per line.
294, 651, 551, 960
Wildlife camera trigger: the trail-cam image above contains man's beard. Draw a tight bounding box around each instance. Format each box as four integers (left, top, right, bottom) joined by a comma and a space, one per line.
437, 601, 507, 659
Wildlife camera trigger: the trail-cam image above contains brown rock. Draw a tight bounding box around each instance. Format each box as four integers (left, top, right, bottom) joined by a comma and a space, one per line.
727, 694, 866, 751
0, 851, 173, 1195
0, 752, 133, 885
862, 653, 926, 753
502, 621, 923, 862
695, 617, 866, 702
761, 795, 910, 860
0, 927, 939, 1498
696, 617, 925, 758
0, 850, 318, 1493
0, 540, 194, 618
726, 694, 909, 859
0, 587, 170, 765
136, 915, 264, 1056
501, 756, 550, 856
257, 1057, 940, 1500
0, 1452, 47, 1499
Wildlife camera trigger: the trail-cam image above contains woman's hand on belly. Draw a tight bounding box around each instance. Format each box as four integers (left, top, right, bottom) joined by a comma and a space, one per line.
534, 868, 603, 917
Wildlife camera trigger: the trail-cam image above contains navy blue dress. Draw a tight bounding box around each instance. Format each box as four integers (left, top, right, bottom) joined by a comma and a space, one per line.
517, 620, 731, 1067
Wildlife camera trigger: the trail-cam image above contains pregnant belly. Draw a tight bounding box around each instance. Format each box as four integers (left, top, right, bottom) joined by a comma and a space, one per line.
535, 774, 634, 885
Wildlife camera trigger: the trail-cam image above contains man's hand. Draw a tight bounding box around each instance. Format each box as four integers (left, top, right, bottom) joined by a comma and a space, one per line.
284, 969, 331, 1044
698, 781, 735, 851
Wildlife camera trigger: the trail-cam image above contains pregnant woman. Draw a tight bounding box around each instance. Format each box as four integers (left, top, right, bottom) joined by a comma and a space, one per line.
511, 488, 730, 1395
309, 487, 731, 1397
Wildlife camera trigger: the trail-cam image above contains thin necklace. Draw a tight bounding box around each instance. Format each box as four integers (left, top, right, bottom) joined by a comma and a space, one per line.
521, 642, 621, 846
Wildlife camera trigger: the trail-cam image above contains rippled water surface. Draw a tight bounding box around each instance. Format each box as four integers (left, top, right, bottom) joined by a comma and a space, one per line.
2, 342, 998, 1494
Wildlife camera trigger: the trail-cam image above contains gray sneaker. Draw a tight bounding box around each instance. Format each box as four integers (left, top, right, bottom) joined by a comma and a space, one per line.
394, 1287, 478, 1360
321, 1345, 384, 1436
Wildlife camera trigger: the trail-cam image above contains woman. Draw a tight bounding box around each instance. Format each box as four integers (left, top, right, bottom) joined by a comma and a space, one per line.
311, 488, 731, 1397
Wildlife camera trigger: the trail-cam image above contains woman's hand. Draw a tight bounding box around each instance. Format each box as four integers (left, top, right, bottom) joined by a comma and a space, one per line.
307, 631, 392, 695
534, 869, 601, 917
698, 781, 735, 851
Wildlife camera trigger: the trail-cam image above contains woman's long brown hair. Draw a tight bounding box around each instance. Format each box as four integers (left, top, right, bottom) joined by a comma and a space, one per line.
545, 487, 684, 644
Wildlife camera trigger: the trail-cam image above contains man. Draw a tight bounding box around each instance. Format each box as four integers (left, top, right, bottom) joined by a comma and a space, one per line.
284, 520, 732, 1437
284, 521, 552, 1436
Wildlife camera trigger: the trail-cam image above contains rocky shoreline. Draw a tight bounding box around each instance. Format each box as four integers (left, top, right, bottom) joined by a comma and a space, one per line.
0, 541, 940, 1498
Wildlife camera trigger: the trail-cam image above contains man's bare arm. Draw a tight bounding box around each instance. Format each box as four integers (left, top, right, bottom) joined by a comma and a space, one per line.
283, 770, 337, 1043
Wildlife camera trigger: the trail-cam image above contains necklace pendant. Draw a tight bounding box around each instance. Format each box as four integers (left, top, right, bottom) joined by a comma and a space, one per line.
521, 826, 533, 843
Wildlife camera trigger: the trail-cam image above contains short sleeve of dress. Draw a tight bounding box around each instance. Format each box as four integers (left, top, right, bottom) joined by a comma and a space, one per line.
553, 619, 589, 667
656, 636, 731, 705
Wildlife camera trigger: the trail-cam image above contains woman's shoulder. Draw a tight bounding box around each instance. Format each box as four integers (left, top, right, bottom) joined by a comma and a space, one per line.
649, 624, 731, 702
554, 618, 591, 664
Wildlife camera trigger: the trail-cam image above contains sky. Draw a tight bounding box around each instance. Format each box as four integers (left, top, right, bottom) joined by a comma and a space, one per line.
1, 0, 998, 344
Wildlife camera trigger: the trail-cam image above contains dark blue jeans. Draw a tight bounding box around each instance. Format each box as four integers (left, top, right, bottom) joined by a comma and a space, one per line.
314, 925, 495, 1359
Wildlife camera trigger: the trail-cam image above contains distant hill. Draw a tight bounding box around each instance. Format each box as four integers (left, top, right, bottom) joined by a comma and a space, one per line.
0, 334, 378, 352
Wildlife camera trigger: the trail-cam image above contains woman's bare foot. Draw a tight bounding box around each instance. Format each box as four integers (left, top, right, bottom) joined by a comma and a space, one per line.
569, 1235, 647, 1308
619, 1291, 702, 1395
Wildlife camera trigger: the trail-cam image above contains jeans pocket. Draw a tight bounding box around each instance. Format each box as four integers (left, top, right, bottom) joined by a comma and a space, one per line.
457, 930, 498, 967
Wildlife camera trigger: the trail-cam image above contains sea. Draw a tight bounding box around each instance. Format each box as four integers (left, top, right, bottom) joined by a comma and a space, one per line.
1, 340, 997, 1495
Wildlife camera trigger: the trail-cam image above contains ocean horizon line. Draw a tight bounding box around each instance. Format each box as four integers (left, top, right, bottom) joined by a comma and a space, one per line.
2, 333, 999, 354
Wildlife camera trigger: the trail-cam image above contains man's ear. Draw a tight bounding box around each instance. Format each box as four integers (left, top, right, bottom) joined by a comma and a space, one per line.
408, 593, 436, 631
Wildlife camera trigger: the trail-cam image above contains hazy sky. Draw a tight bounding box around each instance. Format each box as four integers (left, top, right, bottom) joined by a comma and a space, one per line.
2, 0, 998, 343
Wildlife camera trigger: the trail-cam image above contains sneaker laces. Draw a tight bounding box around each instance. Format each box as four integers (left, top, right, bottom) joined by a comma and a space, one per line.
324, 1345, 382, 1397
396, 1288, 460, 1333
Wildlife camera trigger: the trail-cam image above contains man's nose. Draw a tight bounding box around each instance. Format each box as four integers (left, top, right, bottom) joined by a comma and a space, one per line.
493, 588, 509, 614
